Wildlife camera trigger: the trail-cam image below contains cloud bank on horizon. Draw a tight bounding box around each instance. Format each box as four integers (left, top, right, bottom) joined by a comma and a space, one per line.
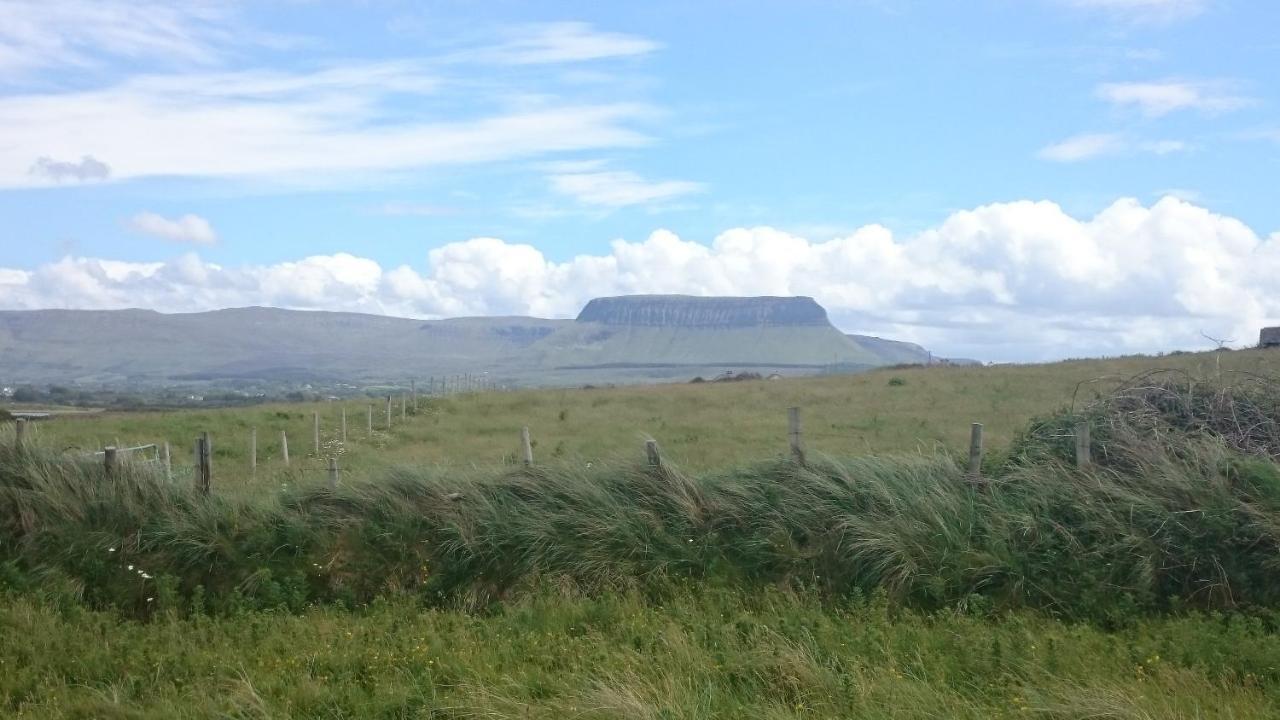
3, 196, 1277, 361
2, 0, 1278, 362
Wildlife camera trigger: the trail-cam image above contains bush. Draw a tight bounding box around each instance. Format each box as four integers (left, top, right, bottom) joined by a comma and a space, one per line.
887, 377, 907, 387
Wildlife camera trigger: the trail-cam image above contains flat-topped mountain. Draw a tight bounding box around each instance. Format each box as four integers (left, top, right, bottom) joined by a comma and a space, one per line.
0, 296, 941, 387
577, 295, 830, 328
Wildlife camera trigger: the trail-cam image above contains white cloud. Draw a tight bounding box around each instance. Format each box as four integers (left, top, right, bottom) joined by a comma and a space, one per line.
1065, 0, 1207, 22
0, 63, 654, 187
29, 155, 109, 182
1096, 80, 1252, 117
128, 212, 218, 245
373, 203, 461, 217
1038, 133, 1126, 162
0, 1, 247, 77
1038, 133, 1187, 162
3, 197, 1279, 361
458, 22, 660, 65
549, 170, 704, 207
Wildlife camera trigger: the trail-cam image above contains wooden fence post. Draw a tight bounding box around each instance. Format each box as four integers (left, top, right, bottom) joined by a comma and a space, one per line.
312, 412, 321, 456
520, 426, 533, 466
280, 430, 290, 466
411, 379, 417, 410
162, 441, 171, 480
968, 423, 984, 478
249, 427, 257, 476
645, 439, 662, 468
14, 417, 26, 449
104, 446, 118, 477
788, 407, 805, 466
341, 408, 347, 445
1075, 422, 1091, 470
401, 394, 406, 420
195, 432, 211, 494
367, 405, 373, 436
328, 457, 340, 489
386, 395, 392, 429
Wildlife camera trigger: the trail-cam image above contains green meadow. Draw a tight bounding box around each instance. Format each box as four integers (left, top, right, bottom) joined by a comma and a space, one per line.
4, 348, 1280, 718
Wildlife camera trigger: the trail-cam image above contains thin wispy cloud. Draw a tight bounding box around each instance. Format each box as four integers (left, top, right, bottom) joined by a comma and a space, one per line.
1038, 133, 1188, 162
0, 65, 656, 188
0, 12, 665, 190
1038, 133, 1127, 162
373, 203, 462, 217
549, 169, 704, 207
128, 212, 218, 245
462, 22, 661, 65
1097, 80, 1253, 117
1064, 0, 1208, 23
0, 1, 255, 78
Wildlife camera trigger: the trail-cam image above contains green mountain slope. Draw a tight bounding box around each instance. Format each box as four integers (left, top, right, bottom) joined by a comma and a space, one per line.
0, 296, 942, 386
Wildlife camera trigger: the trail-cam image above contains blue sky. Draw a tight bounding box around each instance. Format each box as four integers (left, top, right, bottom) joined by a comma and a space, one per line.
1, 0, 1279, 360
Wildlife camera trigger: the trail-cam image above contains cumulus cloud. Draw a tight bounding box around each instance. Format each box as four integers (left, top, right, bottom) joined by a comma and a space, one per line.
3, 197, 1278, 361
28, 155, 110, 182
1097, 80, 1252, 117
128, 212, 218, 245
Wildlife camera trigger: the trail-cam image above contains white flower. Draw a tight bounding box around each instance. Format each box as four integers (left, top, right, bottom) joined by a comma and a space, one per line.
146, 597, 153, 602
108, 548, 116, 553
127, 565, 134, 571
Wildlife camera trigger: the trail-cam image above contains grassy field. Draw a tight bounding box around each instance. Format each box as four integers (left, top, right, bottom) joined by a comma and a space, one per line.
4, 348, 1280, 718
18, 348, 1279, 487
4, 589, 1277, 719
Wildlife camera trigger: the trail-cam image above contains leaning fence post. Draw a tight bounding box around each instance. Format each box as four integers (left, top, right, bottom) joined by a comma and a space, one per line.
1075, 421, 1092, 470
14, 417, 26, 449
280, 430, 290, 466
312, 412, 320, 456
968, 423, 984, 478
645, 439, 662, 468
788, 407, 805, 466
104, 446, 118, 477
327, 456, 340, 489
520, 426, 534, 466
249, 427, 257, 476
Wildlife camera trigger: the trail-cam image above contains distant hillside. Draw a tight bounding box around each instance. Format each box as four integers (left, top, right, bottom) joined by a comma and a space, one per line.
0, 296, 946, 387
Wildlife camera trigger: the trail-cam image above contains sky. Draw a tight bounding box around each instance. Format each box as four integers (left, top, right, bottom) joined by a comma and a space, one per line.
1, 0, 1279, 361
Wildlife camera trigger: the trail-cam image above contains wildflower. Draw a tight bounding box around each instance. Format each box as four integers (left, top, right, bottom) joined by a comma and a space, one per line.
127, 565, 134, 571
108, 548, 116, 553
146, 597, 154, 602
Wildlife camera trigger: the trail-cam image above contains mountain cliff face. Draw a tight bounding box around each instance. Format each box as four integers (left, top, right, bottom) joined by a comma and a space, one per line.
577, 295, 830, 328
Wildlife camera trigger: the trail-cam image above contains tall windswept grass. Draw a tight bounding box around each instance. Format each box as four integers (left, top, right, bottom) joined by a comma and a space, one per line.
3, 374, 1280, 621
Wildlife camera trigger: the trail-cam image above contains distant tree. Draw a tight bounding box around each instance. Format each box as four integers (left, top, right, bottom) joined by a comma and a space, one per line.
12, 387, 38, 403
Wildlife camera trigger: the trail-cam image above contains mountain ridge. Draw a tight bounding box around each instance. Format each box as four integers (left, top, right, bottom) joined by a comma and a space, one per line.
0, 296, 942, 387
